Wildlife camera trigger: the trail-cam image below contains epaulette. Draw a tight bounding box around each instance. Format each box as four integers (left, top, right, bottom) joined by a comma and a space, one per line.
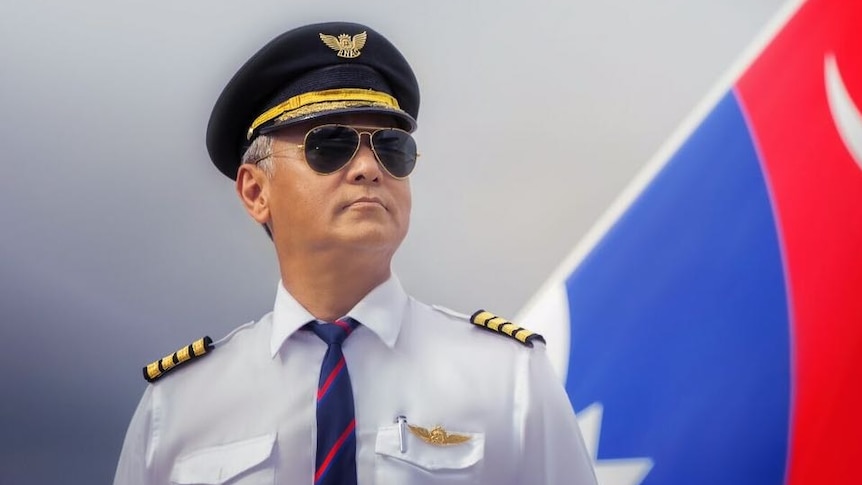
470, 310, 545, 347
143, 336, 213, 383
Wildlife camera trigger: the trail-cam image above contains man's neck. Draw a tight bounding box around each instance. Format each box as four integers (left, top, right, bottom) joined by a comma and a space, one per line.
278, 249, 392, 322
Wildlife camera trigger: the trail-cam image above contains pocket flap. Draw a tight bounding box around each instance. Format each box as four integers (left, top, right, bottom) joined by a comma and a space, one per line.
375, 424, 484, 471
170, 433, 277, 484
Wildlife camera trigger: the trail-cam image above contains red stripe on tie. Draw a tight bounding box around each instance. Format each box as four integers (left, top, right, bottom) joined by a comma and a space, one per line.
318, 356, 345, 401
333, 319, 353, 333
315, 418, 356, 484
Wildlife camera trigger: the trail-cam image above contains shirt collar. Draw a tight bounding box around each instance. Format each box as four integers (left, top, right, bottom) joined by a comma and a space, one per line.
270, 274, 407, 357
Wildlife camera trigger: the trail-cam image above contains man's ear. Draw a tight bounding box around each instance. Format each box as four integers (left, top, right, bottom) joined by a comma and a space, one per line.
236, 164, 271, 225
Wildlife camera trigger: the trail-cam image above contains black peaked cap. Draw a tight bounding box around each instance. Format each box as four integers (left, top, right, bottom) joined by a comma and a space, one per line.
206, 22, 420, 179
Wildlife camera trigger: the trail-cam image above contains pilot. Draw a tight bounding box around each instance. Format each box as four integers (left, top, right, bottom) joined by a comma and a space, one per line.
114, 21, 597, 485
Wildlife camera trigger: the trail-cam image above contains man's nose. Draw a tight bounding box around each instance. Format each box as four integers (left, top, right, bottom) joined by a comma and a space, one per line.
346, 133, 383, 182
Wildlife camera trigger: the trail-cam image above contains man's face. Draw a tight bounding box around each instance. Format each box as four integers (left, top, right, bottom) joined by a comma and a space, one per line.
263, 114, 412, 259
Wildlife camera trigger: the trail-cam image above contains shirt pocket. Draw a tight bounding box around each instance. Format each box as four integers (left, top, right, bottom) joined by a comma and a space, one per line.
170, 433, 277, 485
374, 424, 484, 484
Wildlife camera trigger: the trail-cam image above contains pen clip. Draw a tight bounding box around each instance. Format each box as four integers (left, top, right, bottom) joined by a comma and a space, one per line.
395, 415, 408, 453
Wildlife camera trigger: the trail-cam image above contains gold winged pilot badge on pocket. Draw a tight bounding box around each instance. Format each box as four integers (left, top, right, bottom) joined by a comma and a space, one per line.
408, 424, 472, 446
374, 417, 485, 476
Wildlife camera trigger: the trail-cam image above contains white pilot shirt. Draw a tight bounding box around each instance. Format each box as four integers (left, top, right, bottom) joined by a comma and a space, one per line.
114, 275, 597, 485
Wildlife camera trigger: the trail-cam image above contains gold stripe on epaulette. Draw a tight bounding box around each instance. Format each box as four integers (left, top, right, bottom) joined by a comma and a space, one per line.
469, 310, 545, 347
486, 316, 507, 331
192, 338, 208, 356
143, 336, 213, 383
499, 322, 518, 336
176, 345, 191, 362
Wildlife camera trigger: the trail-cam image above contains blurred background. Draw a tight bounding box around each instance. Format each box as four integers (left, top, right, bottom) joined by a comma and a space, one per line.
0, 0, 784, 482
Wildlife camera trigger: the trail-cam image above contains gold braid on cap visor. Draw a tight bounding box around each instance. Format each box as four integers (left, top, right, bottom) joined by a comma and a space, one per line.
247, 88, 401, 139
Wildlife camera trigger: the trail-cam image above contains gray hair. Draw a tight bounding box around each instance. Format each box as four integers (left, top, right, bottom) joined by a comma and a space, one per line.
241, 134, 274, 176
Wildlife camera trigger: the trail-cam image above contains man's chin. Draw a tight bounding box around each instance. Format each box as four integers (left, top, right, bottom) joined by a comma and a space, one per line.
333, 227, 405, 252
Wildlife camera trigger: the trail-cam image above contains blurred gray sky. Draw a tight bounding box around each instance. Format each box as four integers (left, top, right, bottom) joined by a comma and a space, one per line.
0, 0, 784, 482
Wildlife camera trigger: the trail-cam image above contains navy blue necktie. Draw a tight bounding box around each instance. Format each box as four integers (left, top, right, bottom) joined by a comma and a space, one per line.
308, 318, 359, 485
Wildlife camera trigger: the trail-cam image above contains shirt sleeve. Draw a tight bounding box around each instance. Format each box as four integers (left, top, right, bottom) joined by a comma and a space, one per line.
113, 385, 155, 485
518, 344, 598, 485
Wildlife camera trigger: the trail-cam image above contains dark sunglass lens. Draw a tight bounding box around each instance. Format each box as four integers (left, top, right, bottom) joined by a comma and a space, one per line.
304, 126, 359, 173
371, 129, 417, 178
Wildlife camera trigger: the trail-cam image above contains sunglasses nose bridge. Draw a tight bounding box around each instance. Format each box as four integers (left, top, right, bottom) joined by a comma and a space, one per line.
347, 129, 385, 175
354, 130, 375, 150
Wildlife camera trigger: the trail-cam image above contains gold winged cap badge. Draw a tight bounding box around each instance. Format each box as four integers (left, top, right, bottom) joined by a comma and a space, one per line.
319, 31, 367, 58
408, 424, 471, 446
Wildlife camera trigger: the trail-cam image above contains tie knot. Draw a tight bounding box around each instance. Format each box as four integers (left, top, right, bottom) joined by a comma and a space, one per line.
308, 318, 359, 346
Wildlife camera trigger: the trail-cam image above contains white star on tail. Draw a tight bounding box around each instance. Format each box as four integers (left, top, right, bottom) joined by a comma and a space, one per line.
577, 403, 654, 485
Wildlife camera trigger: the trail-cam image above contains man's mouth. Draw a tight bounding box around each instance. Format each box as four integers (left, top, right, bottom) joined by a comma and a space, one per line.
345, 197, 386, 210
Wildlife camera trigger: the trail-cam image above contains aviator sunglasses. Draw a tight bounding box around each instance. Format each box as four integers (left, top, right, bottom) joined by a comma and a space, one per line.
255, 124, 419, 179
